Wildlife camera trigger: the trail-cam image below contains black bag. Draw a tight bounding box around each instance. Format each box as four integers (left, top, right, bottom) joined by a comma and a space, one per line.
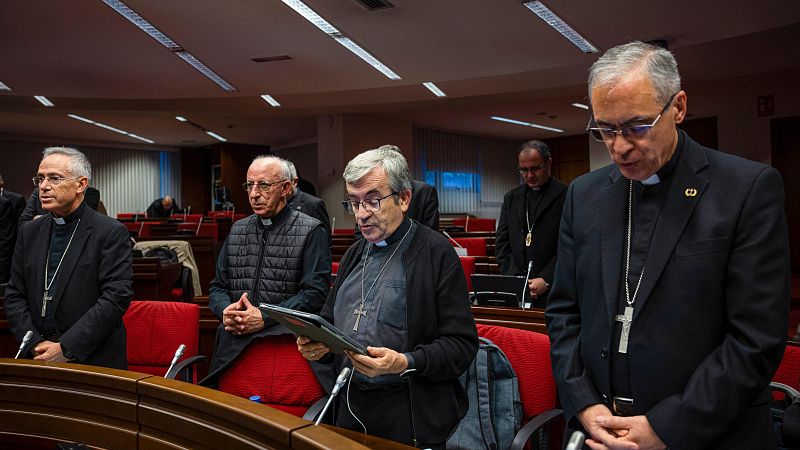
772, 381, 800, 450
144, 246, 179, 264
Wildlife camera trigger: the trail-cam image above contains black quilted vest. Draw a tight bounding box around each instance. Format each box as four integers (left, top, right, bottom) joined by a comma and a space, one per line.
225, 207, 319, 305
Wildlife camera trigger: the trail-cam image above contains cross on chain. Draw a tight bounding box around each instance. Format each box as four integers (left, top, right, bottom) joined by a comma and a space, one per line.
614, 306, 634, 354
352, 303, 367, 332
41, 290, 53, 318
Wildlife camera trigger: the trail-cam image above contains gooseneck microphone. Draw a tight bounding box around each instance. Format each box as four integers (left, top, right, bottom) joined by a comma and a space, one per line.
15, 331, 33, 359
521, 260, 533, 309
565, 430, 585, 450
442, 230, 464, 249
314, 366, 352, 425
164, 344, 186, 377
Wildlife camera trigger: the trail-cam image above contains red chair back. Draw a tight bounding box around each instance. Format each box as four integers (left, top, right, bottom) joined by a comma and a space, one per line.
332, 261, 340, 275
218, 334, 325, 417
453, 217, 496, 232
476, 324, 556, 419
460, 256, 476, 292
332, 228, 355, 236
454, 237, 488, 256
123, 301, 200, 378
174, 213, 203, 223
774, 344, 800, 400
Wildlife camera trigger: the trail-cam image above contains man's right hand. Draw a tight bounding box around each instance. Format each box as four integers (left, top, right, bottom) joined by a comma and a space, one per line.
578, 403, 629, 445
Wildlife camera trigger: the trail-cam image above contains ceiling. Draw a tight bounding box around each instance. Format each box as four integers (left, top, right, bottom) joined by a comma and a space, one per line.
1, 0, 799, 149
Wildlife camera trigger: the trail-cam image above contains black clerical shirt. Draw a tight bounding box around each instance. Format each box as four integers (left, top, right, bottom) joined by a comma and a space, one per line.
42, 203, 85, 334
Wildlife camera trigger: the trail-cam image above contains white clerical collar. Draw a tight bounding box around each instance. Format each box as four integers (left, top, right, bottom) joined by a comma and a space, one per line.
641, 173, 661, 186
374, 240, 388, 247
260, 218, 272, 226
53, 217, 66, 225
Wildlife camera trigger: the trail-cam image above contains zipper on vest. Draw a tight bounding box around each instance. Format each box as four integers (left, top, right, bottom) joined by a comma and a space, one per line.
252, 231, 268, 302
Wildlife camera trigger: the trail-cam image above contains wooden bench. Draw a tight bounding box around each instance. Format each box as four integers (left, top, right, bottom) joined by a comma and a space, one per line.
132, 257, 182, 301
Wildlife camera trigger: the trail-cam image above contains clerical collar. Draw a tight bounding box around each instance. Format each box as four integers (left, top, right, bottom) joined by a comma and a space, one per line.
638, 131, 685, 186
528, 177, 551, 192
257, 204, 290, 228
260, 218, 272, 226
373, 217, 412, 248
53, 202, 85, 226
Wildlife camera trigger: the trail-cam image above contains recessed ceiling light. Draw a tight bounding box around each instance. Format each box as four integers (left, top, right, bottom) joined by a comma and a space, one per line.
0, 81, 11, 91
34, 96, 54, 107
491, 116, 564, 133
571, 102, 589, 110
422, 82, 447, 98
175, 116, 188, 122
260, 94, 281, 107
282, 0, 401, 80
206, 131, 227, 142
102, 0, 236, 91
67, 113, 155, 143
522, 1, 598, 53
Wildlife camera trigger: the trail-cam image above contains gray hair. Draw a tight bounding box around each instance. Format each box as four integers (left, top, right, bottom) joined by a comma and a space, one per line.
518, 140, 550, 160
344, 145, 413, 193
251, 155, 291, 180
588, 41, 681, 105
286, 160, 298, 180
43, 146, 92, 181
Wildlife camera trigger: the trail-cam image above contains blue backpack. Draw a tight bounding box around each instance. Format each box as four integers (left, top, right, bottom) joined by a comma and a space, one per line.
447, 337, 523, 450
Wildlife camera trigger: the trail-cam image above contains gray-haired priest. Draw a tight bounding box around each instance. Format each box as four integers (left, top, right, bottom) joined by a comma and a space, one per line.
298, 146, 478, 449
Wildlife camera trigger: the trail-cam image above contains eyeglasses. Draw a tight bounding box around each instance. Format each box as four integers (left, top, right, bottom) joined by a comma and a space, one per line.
586, 92, 678, 143
342, 192, 399, 215
517, 161, 547, 174
32, 175, 80, 186
242, 179, 287, 192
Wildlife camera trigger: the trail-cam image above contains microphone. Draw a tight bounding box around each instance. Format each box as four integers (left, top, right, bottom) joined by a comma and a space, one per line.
521, 260, 533, 309
442, 230, 464, 248
315, 366, 352, 425
565, 430, 585, 450
164, 344, 186, 378
15, 331, 33, 359
331, 216, 335, 232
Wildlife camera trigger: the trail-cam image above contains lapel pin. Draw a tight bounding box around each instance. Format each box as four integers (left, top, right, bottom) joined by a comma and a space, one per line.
684, 188, 697, 197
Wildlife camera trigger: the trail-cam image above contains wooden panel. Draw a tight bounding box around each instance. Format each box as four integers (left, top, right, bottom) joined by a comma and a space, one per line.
471, 306, 548, 334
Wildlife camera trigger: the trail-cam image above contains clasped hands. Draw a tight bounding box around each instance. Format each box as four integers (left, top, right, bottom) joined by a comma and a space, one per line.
222, 293, 265, 335
296, 336, 408, 377
33, 340, 69, 362
578, 404, 666, 450
528, 277, 549, 299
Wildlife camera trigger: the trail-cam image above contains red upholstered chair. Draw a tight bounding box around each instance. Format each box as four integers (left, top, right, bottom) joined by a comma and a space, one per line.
331, 261, 340, 275
453, 217, 497, 232
773, 343, 800, 400
123, 301, 205, 381
218, 334, 325, 418
476, 324, 564, 450
454, 237, 488, 256
332, 228, 355, 236
459, 256, 476, 292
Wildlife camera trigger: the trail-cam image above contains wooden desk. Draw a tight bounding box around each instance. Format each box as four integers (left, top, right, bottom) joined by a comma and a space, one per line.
471, 305, 548, 334
132, 257, 182, 300
0, 359, 413, 450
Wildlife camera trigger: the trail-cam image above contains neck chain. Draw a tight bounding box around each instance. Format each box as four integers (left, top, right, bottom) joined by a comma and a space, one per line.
524, 183, 546, 247
41, 218, 81, 317
353, 221, 413, 332
624, 180, 645, 307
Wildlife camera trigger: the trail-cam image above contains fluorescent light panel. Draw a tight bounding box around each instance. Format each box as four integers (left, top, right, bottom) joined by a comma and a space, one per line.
206, 131, 227, 142
0, 81, 10, 91
491, 116, 564, 133
571, 102, 589, 110
102, 0, 236, 91
175, 116, 188, 122
261, 94, 281, 107
34, 96, 54, 107
523, 1, 598, 53
423, 82, 447, 98
282, 0, 401, 80
67, 114, 155, 143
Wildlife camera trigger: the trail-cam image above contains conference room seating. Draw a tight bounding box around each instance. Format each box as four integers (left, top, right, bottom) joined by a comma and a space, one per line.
460, 256, 477, 292
123, 301, 205, 382
476, 324, 564, 450
131, 257, 183, 301
453, 237, 489, 256
453, 217, 497, 232
218, 334, 325, 418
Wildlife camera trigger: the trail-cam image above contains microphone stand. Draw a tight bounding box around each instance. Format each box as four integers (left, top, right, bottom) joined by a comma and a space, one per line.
521, 260, 533, 309
315, 367, 351, 425
15, 331, 33, 359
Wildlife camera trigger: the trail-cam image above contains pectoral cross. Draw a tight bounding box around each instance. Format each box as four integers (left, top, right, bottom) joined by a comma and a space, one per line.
352, 303, 367, 331
525, 232, 532, 247
614, 306, 634, 354
41, 290, 52, 318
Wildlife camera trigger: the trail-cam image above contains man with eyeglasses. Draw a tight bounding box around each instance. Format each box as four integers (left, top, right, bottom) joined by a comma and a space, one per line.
296, 147, 477, 449
546, 42, 789, 450
200, 155, 331, 387
5, 147, 133, 369
495, 140, 567, 306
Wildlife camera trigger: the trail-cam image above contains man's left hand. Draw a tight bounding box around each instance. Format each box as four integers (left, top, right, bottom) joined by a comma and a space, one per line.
528, 277, 549, 298
224, 294, 265, 335
346, 346, 408, 377
32, 341, 69, 362
586, 415, 666, 450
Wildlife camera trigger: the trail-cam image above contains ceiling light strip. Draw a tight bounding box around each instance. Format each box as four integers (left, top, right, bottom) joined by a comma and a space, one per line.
206, 131, 227, 142
261, 94, 282, 107
175, 116, 188, 122
571, 102, 589, 110
422, 82, 447, 98
102, 0, 236, 91
282, 0, 401, 80
34, 96, 54, 107
522, 1, 598, 53
67, 114, 155, 143
491, 116, 564, 133
0, 81, 10, 91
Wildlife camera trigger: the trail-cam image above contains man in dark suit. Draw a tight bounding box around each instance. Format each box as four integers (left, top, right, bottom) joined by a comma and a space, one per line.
286, 160, 331, 237
0, 174, 25, 220
495, 140, 566, 305
146, 195, 180, 218
5, 147, 133, 369
0, 196, 14, 283
546, 42, 789, 450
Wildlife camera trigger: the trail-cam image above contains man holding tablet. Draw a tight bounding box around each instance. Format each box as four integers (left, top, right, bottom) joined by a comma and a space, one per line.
297, 146, 477, 449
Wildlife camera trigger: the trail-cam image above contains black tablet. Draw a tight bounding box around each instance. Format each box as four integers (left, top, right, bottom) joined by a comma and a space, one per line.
259, 304, 369, 356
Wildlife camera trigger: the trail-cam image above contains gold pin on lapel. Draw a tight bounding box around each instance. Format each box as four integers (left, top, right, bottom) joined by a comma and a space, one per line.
684, 188, 698, 197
